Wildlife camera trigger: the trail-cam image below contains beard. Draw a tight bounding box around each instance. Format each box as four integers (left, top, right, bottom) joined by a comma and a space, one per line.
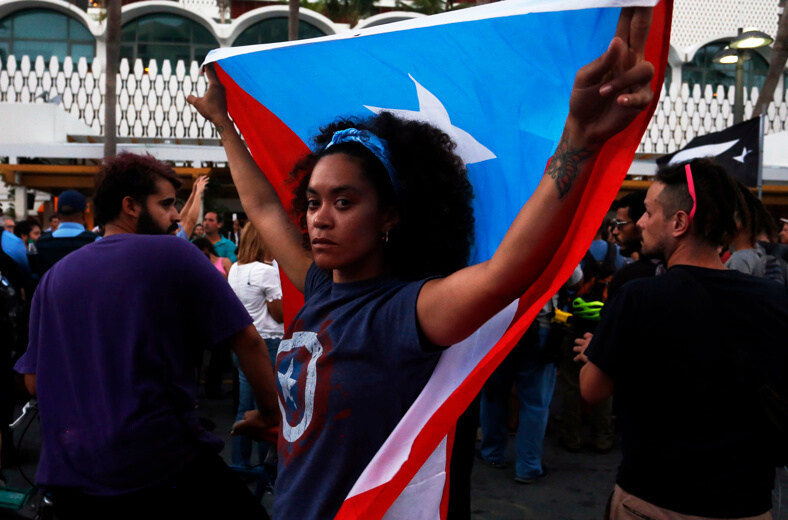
136, 207, 178, 235
618, 238, 642, 258
640, 239, 666, 262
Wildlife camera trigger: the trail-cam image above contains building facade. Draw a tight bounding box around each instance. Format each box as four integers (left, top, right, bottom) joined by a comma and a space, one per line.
0, 0, 785, 219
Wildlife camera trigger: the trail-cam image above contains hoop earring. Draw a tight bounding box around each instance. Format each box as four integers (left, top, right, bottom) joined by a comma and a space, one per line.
382, 231, 389, 243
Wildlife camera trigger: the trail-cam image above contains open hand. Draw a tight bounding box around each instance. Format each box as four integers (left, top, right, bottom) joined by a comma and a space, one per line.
567, 7, 655, 148
194, 175, 209, 195
187, 65, 231, 126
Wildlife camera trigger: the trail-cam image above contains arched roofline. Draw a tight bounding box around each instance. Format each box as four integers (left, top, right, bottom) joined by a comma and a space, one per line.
121, 1, 222, 43
353, 11, 425, 30
667, 44, 681, 68
229, 6, 338, 45
0, 0, 99, 37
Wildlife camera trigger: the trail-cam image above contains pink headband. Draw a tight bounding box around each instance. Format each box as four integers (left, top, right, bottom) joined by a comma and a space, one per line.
685, 163, 697, 221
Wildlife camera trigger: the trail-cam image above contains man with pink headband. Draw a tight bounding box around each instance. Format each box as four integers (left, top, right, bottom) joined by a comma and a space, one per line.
574, 159, 788, 520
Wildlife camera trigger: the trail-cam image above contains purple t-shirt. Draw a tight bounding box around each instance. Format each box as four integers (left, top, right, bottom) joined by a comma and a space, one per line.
14, 234, 252, 495
273, 264, 440, 519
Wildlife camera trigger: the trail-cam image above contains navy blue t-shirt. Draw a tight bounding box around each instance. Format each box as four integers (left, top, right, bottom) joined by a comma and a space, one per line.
15, 234, 252, 495
274, 264, 440, 519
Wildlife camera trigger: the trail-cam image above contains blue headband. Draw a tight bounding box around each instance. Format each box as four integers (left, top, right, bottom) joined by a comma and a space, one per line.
325, 128, 400, 196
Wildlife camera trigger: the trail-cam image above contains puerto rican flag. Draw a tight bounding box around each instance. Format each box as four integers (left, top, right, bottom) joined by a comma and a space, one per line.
205, 0, 671, 518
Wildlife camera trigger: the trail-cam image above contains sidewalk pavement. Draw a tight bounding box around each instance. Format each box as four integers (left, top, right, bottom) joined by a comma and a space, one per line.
3, 387, 788, 520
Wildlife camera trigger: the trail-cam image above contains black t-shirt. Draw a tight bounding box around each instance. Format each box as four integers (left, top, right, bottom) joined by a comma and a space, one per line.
586, 265, 788, 517
606, 258, 661, 301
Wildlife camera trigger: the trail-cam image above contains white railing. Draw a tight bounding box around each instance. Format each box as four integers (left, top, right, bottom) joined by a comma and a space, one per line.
641, 81, 788, 154
1, 55, 787, 153
0, 55, 215, 140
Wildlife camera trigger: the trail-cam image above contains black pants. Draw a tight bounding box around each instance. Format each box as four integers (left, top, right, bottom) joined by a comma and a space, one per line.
448, 395, 480, 520
49, 453, 270, 520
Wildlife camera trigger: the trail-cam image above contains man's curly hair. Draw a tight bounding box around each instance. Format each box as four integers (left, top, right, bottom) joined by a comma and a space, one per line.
289, 112, 475, 280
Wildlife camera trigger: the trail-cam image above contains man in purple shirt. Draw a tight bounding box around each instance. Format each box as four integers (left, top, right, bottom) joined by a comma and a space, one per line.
15, 152, 278, 520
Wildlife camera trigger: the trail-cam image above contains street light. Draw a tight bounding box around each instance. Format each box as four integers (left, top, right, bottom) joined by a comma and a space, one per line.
713, 47, 749, 65
730, 29, 773, 50
713, 28, 772, 124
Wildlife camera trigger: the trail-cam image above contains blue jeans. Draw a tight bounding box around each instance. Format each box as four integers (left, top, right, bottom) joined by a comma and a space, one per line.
232, 337, 281, 467
479, 325, 556, 479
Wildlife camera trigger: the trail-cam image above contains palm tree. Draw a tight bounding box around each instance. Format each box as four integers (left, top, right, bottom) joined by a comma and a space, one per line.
217, 0, 231, 24
396, 0, 445, 15
104, 0, 121, 158
289, 0, 300, 40
753, 1, 788, 116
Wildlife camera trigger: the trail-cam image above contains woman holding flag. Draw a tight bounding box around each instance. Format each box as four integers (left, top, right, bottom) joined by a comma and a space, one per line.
189, 5, 656, 518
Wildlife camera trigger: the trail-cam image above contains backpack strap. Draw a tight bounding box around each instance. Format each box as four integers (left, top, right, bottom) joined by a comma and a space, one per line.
582, 248, 597, 272
603, 242, 617, 271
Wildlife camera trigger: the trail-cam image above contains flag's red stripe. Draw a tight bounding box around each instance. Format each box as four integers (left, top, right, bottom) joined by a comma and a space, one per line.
439, 426, 455, 520
215, 64, 309, 324
337, 2, 673, 517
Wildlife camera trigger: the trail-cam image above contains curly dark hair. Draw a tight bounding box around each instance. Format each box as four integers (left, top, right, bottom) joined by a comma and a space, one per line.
289, 112, 475, 279
14, 219, 40, 240
191, 237, 218, 256
94, 152, 182, 225
655, 159, 740, 248
615, 189, 648, 222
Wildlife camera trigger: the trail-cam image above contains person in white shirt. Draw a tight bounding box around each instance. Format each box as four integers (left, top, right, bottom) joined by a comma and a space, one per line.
228, 221, 284, 467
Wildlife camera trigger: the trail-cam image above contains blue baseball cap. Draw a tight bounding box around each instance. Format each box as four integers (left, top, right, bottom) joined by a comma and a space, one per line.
57, 190, 87, 215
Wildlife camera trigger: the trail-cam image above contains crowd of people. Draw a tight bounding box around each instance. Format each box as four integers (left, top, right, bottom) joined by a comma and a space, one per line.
0, 5, 786, 520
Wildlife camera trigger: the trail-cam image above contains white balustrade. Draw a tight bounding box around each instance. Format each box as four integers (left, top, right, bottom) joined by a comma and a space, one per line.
0, 55, 787, 152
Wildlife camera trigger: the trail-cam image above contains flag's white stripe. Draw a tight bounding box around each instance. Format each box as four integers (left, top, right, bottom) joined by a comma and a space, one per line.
383, 436, 448, 520
204, 0, 658, 65
346, 300, 519, 498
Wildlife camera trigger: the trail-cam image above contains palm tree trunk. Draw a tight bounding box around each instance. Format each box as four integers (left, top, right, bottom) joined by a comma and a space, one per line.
753, 7, 788, 117
289, 0, 300, 41
104, 0, 121, 158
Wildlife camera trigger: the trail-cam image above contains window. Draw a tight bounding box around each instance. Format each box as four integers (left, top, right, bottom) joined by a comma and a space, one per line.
233, 18, 325, 47
121, 14, 218, 64
0, 9, 95, 65
664, 63, 672, 92
682, 39, 768, 93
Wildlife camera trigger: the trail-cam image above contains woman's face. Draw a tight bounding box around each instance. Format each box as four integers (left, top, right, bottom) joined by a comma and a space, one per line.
29, 225, 41, 242
194, 224, 204, 236
307, 153, 397, 283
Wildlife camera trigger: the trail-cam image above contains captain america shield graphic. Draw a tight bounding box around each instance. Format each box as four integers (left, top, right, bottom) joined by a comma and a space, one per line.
276, 326, 334, 460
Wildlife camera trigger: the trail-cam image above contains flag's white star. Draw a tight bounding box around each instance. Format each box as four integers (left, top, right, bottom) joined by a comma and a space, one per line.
278, 359, 298, 407
365, 74, 496, 165
733, 146, 750, 163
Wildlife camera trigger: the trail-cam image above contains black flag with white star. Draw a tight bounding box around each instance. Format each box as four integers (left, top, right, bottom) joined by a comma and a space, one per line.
656, 117, 761, 186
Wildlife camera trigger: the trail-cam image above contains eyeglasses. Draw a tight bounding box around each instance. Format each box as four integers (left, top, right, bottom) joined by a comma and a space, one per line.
685, 163, 697, 221
613, 219, 633, 229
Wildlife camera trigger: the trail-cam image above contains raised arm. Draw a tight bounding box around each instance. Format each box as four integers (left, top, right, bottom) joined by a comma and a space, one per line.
417, 7, 655, 346
187, 69, 313, 293
179, 175, 208, 237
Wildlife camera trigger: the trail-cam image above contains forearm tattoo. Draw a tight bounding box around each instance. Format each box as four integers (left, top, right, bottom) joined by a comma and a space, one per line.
215, 123, 226, 142
545, 135, 593, 199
